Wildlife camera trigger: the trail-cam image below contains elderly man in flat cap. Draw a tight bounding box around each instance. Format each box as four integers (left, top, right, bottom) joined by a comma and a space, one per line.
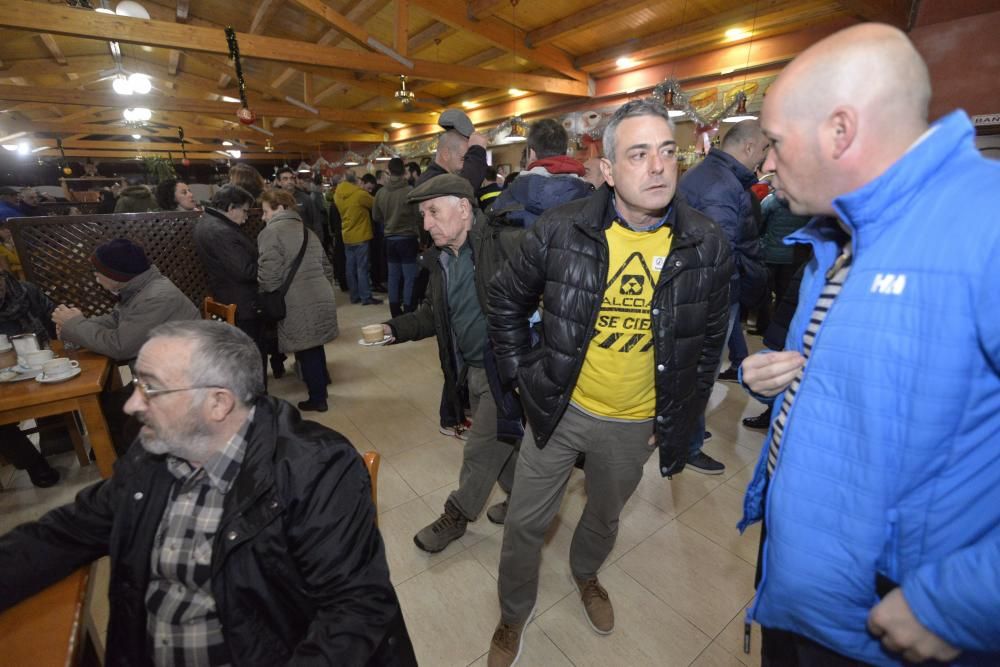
379, 174, 526, 553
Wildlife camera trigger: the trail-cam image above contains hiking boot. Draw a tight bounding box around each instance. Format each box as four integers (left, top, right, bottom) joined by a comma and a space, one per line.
687, 451, 726, 475
574, 576, 614, 634
487, 619, 527, 667
413, 501, 467, 553
486, 499, 508, 525
717, 366, 740, 382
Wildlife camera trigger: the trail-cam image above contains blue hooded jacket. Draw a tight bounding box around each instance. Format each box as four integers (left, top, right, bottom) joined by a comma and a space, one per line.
740, 111, 1000, 665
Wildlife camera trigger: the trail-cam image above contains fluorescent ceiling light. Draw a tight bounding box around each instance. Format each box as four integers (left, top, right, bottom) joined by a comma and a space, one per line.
131, 134, 142, 139
615, 56, 634, 68
725, 28, 751, 41
228, 150, 242, 158
220, 96, 241, 103
113, 76, 133, 95
222, 141, 233, 146
1, 145, 17, 151
461, 101, 478, 109
508, 88, 525, 97
390, 122, 405, 129
17, 141, 30, 155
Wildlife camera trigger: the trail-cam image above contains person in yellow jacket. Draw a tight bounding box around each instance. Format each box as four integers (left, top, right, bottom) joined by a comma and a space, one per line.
333, 172, 382, 305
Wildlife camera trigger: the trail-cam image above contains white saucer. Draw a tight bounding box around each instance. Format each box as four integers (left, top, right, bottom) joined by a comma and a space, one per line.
357, 336, 391, 347
36, 367, 82, 383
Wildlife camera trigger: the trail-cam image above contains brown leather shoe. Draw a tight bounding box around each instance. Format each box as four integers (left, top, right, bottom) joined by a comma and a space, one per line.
487, 619, 526, 667
575, 576, 614, 634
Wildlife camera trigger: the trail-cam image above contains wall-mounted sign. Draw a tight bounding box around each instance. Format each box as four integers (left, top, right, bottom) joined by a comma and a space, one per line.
971, 113, 1000, 126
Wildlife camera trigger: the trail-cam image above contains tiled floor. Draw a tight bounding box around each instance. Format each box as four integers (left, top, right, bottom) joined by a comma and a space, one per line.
0, 298, 771, 666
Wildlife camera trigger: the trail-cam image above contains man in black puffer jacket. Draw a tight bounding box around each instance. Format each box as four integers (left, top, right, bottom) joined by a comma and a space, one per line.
0, 320, 416, 667
485, 99, 732, 666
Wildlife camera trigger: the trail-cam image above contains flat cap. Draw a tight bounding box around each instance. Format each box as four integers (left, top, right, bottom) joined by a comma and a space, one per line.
438, 109, 474, 138
407, 173, 475, 206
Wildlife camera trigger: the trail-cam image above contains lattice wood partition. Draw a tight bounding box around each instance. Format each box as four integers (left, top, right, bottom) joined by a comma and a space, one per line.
9, 210, 265, 317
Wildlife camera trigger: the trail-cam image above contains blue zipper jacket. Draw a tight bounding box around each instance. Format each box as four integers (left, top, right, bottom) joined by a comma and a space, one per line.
739, 111, 1000, 665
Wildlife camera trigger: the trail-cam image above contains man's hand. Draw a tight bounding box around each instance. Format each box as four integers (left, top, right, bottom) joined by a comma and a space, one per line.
468, 131, 488, 149
382, 324, 396, 344
868, 588, 961, 663
51, 304, 83, 328
740, 351, 805, 397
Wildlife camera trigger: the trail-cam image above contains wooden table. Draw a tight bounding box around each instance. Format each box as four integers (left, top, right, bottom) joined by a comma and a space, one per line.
0, 568, 89, 667
0, 343, 117, 478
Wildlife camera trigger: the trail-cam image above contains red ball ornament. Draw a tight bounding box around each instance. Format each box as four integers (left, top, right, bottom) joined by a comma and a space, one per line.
237, 107, 256, 125
182, 158, 191, 167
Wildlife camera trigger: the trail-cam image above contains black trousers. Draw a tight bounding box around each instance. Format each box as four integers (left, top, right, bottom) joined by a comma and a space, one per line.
0, 423, 45, 469
756, 262, 800, 333
235, 317, 268, 389
761, 627, 869, 667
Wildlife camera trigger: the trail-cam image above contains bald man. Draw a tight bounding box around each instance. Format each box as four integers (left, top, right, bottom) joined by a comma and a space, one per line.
737, 23, 1000, 666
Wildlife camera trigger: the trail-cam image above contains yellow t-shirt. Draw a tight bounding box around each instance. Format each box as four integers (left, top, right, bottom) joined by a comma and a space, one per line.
571, 222, 673, 420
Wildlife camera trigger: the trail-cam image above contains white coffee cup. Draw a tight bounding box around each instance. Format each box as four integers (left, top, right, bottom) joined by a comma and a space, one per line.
0, 334, 9, 348
42, 357, 80, 377
25, 349, 55, 369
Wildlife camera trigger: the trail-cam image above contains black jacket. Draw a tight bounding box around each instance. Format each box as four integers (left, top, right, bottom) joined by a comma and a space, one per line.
488, 185, 733, 475
386, 210, 524, 428
193, 207, 259, 321
0, 397, 416, 667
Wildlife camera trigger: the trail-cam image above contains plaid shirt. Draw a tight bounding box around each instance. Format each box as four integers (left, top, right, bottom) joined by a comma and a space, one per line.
145, 408, 254, 667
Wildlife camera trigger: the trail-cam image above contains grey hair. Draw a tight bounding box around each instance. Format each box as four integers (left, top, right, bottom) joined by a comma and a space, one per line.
602, 99, 675, 162
147, 320, 264, 405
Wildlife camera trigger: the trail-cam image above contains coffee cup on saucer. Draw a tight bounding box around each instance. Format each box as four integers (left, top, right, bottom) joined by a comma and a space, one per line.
25, 349, 55, 369
362, 324, 387, 344
42, 357, 80, 378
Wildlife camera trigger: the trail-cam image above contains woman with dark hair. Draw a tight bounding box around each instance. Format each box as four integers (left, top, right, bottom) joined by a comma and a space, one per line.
228, 163, 265, 200
257, 189, 339, 411
0, 271, 60, 486
154, 178, 198, 211
192, 184, 268, 382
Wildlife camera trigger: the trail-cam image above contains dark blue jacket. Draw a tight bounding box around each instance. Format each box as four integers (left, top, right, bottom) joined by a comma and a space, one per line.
490, 171, 593, 227
679, 148, 762, 303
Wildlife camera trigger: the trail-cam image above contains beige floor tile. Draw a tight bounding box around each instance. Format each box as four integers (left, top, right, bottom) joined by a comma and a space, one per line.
378, 496, 462, 585
388, 438, 463, 496
724, 460, 759, 494
691, 640, 749, 667
677, 483, 761, 565
468, 624, 573, 667
537, 564, 712, 667
393, 551, 500, 667
374, 457, 419, 514
348, 397, 443, 459
0, 451, 102, 533
618, 521, 756, 637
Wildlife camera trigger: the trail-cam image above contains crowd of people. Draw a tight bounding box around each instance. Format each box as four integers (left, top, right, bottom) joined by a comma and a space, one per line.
0, 22, 997, 667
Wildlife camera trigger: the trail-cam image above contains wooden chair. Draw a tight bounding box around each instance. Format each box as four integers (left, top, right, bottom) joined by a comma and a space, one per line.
0, 567, 90, 666
202, 297, 237, 325
363, 450, 380, 525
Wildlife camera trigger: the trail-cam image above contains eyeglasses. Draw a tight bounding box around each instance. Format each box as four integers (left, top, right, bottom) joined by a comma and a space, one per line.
132, 377, 226, 401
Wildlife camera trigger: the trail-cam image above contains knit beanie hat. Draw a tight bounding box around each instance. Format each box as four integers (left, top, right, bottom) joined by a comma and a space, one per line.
91, 238, 150, 282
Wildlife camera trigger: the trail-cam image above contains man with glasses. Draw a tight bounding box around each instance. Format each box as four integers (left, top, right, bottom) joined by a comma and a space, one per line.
0, 320, 416, 666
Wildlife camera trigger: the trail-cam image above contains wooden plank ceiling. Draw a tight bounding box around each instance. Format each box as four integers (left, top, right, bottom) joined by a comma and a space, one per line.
0, 0, 918, 162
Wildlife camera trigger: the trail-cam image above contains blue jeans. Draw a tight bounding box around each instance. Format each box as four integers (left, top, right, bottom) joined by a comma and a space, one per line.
688, 301, 741, 457
385, 236, 419, 307
345, 242, 371, 302
295, 345, 328, 403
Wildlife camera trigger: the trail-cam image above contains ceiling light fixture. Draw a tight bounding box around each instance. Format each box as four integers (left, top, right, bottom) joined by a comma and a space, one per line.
725, 27, 750, 41
462, 100, 478, 109
297, 161, 312, 173
394, 75, 415, 106
113, 75, 133, 95
616, 56, 635, 69
1, 145, 17, 151
220, 96, 241, 103
17, 141, 30, 155
127, 73, 151, 94
723, 1, 760, 123
508, 88, 525, 97
228, 150, 242, 159
390, 122, 405, 129
131, 133, 142, 139
222, 141, 233, 146
114, 1, 150, 19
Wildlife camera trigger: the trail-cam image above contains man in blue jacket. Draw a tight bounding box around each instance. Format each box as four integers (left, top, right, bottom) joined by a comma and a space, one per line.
740, 22, 1000, 666
678, 119, 770, 474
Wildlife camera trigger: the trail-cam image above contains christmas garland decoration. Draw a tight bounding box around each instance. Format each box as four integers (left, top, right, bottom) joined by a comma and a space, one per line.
224, 27, 256, 125
650, 77, 743, 127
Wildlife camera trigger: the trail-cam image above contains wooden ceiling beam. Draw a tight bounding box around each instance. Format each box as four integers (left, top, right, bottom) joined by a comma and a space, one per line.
526, 0, 648, 47
837, 0, 915, 28
249, 0, 285, 35
37, 34, 68, 66
0, 84, 440, 123
395, 0, 409, 56
168, 49, 182, 76
466, 0, 506, 20
36, 149, 298, 160
407, 21, 453, 53
287, 0, 377, 51
410, 0, 587, 82
0, 54, 111, 79
575, 0, 842, 70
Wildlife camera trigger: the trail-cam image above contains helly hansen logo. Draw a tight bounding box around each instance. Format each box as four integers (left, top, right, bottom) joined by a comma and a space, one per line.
870, 273, 906, 295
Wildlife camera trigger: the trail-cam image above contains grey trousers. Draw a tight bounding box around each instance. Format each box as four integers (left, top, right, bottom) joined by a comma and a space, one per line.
447, 366, 518, 520
498, 404, 656, 624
